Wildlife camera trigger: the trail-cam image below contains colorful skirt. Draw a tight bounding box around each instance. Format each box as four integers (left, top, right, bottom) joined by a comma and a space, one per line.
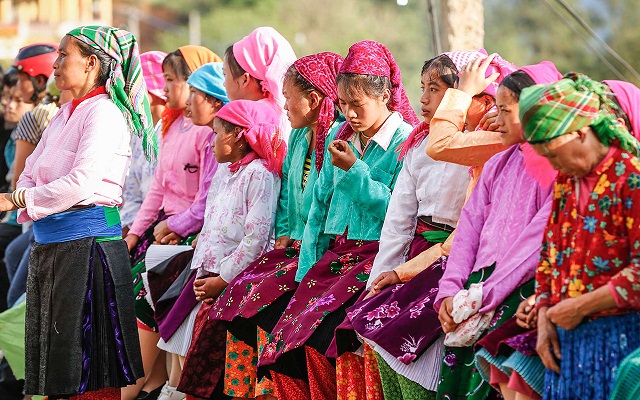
436, 265, 534, 400
25, 238, 143, 396
543, 312, 640, 400
259, 239, 379, 377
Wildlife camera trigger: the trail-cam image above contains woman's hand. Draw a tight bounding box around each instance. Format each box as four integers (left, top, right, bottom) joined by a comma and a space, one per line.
457, 53, 500, 98
0, 193, 17, 212
546, 297, 585, 330
536, 307, 561, 373
367, 271, 402, 298
275, 236, 294, 250
438, 297, 459, 333
515, 295, 537, 329
153, 220, 182, 244
478, 110, 499, 132
191, 233, 200, 249
124, 234, 139, 251
328, 140, 357, 171
193, 276, 228, 303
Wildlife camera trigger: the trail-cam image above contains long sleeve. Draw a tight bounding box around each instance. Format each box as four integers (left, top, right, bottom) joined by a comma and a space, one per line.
434, 168, 490, 311
166, 133, 218, 237
128, 166, 166, 236
535, 225, 553, 311
367, 158, 418, 288
218, 169, 279, 283
427, 88, 506, 167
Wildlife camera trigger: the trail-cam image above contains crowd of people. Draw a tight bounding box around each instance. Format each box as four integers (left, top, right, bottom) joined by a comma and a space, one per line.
0, 22, 638, 400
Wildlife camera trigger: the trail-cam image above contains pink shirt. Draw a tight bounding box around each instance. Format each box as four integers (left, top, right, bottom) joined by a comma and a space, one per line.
128, 114, 213, 236
17, 94, 131, 222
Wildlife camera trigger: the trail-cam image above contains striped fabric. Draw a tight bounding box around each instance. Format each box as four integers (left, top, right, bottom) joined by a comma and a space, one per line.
12, 102, 59, 145
302, 155, 312, 188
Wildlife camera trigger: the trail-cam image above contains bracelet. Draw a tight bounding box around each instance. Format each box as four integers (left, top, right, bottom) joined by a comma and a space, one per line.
10, 188, 26, 208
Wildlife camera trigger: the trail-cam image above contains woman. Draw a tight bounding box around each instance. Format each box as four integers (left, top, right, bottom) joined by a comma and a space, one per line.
519, 73, 640, 400
0, 25, 150, 397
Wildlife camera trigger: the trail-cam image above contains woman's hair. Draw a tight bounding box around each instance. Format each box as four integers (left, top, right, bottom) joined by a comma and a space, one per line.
71, 36, 114, 87
283, 64, 316, 96
216, 116, 240, 133
421, 54, 459, 88
2, 70, 18, 90
604, 88, 633, 132
500, 70, 536, 101
335, 73, 392, 101
162, 50, 191, 81
224, 45, 247, 80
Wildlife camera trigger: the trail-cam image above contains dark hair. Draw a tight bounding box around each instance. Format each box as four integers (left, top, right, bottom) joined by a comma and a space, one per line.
335, 73, 391, 103
283, 64, 316, 96
162, 50, 191, 81
71, 36, 114, 87
224, 45, 246, 80
2, 70, 18, 89
216, 116, 240, 133
421, 54, 458, 88
499, 70, 536, 101
607, 91, 633, 131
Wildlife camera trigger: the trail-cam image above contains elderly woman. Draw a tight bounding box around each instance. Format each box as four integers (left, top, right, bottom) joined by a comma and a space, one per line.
519, 73, 640, 400
0, 26, 149, 397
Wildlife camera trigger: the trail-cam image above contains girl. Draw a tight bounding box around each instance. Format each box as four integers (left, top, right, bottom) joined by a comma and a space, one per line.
258, 40, 418, 399
3, 25, 150, 397
223, 26, 296, 139
206, 52, 345, 400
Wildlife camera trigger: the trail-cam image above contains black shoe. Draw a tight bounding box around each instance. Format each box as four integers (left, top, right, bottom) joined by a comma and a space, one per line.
135, 383, 164, 400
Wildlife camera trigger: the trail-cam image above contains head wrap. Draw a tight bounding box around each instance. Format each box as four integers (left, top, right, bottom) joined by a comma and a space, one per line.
67, 25, 156, 160
519, 72, 640, 157
233, 27, 297, 110
140, 50, 167, 101
519, 61, 562, 86
216, 99, 287, 176
178, 45, 222, 73
292, 52, 344, 171
187, 62, 230, 104
603, 80, 640, 138
444, 49, 518, 97
336, 40, 419, 141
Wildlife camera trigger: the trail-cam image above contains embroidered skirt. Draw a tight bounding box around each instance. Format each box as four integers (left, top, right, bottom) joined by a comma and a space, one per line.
25, 238, 143, 396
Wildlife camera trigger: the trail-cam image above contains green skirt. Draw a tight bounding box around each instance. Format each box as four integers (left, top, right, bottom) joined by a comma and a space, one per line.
436, 264, 534, 400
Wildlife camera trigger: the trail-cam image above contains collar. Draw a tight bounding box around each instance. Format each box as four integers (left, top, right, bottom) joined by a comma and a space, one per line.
347, 111, 402, 151
70, 86, 107, 116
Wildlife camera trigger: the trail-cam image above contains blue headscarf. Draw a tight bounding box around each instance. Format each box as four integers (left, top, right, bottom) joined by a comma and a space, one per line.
186, 62, 229, 104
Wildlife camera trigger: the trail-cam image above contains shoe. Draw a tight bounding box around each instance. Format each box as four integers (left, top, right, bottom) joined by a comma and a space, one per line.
135, 383, 165, 400
156, 383, 186, 400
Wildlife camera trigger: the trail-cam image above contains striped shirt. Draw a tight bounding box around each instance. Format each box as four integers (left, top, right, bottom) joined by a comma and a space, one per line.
12, 102, 59, 145
302, 155, 312, 188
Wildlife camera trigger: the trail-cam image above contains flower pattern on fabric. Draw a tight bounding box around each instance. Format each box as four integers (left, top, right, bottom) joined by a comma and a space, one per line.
536, 149, 640, 311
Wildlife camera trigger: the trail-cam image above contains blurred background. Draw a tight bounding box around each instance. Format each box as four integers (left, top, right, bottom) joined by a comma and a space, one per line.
1, 0, 638, 110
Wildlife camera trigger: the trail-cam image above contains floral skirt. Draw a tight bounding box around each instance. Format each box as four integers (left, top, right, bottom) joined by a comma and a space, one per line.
436, 265, 534, 400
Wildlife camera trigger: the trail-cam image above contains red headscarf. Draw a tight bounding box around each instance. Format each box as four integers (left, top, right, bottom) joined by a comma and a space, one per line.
216, 100, 287, 176
293, 52, 344, 171
336, 40, 419, 141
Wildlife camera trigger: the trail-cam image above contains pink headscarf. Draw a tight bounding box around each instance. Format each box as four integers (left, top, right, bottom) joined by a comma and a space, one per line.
140, 51, 167, 101
336, 40, 419, 141
603, 80, 640, 138
444, 49, 518, 97
216, 99, 287, 176
293, 52, 344, 171
517, 61, 563, 188
233, 27, 297, 111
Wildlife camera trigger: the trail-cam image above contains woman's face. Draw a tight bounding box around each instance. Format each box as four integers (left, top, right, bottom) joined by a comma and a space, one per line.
52, 36, 91, 93
5, 86, 34, 123
283, 79, 316, 129
222, 58, 242, 101
338, 84, 390, 137
185, 86, 218, 126
495, 85, 525, 147
212, 118, 242, 163
532, 129, 597, 178
163, 64, 190, 111
419, 69, 449, 123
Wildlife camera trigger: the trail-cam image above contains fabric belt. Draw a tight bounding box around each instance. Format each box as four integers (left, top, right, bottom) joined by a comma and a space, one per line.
418, 216, 455, 233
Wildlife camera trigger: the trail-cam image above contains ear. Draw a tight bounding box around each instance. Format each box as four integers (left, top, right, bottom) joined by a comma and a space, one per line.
308, 91, 322, 110
240, 72, 253, 88
576, 126, 591, 142
616, 117, 629, 131
381, 88, 392, 105
482, 94, 495, 110
86, 54, 99, 73
35, 75, 47, 87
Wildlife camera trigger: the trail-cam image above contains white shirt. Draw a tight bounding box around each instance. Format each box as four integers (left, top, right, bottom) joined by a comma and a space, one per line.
190, 158, 281, 283
366, 137, 470, 288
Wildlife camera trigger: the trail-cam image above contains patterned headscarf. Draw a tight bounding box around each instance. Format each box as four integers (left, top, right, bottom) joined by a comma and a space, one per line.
444, 49, 518, 97
233, 27, 297, 110
67, 25, 156, 160
140, 51, 167, 101
336, 40, 419, 141
603, 80, 640, 138
519, 72, 640, 156
216, 100, 287, 176
292, 52, 344, 171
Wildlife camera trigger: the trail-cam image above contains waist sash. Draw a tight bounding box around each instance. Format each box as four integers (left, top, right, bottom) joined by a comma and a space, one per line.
33, 206, 122, 244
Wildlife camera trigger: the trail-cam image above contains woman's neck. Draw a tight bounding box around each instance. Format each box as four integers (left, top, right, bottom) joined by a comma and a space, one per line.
363, 109, 392, 138
71, 83, 100, 100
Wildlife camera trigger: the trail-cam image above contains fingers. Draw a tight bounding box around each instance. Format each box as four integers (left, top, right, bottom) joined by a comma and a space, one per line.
478, 53, 497, 72
438, 302, 457, 332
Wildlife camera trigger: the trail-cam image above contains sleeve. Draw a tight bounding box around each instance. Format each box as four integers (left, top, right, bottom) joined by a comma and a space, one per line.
19, 106, 128, 221
275, 135, 294, 238
433, 162, 492, 311
335, 155, 402, 221
296, 152, 335, 282
218, 169, 279, 283
394, 232, 453, 282
128, 164, 165, 236
427, 88, 507, 167
480, 187, 553, 312
166, 133, 217, 237
367, 156, 418, 288
16, 131, 45, 192
534, 191, 559, 311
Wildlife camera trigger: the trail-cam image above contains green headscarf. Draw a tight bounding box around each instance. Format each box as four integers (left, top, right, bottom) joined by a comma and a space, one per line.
67, 25, 157, 161
519, 72, 640, 156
